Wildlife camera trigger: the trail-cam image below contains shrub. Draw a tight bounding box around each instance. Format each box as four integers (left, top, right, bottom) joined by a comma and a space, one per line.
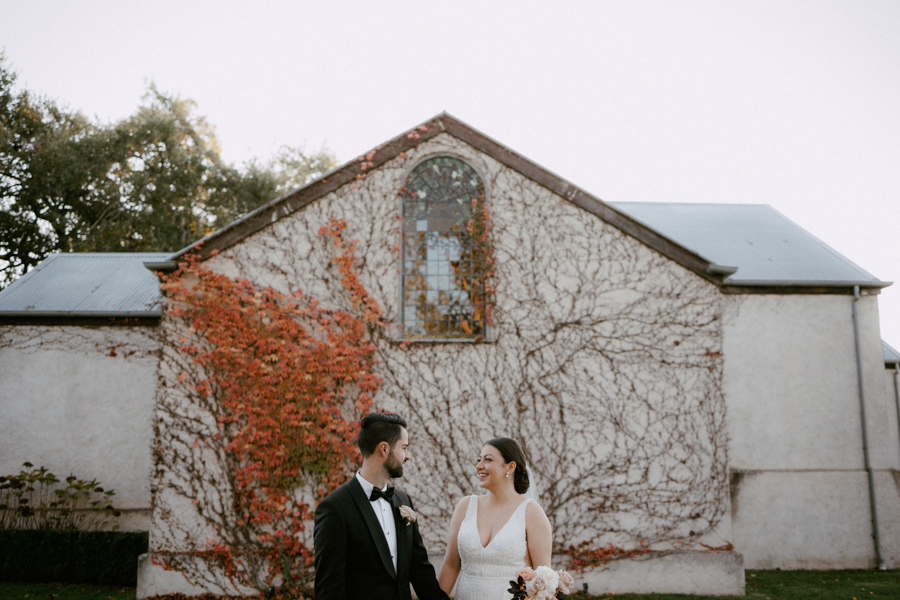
0, 462, 120, 530
0, 529, 147, 585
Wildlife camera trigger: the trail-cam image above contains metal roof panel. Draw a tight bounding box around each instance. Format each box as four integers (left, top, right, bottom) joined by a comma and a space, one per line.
0, 253, 170, 316
610, 203, 881, 285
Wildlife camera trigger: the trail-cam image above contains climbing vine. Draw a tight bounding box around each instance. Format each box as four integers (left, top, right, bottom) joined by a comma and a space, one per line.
467, 195, 495, 331
152, 132, 732, 590
151, 219, 381, 592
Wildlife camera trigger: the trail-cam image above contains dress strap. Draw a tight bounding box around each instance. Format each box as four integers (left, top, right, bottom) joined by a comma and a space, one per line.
465, 494, 479, 519
515, 497, 532, 518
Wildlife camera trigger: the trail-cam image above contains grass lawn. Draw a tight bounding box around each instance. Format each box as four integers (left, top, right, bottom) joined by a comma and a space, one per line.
2, 570, 899, 599
741, 569, 900, 600
576, 569, 900, 600
0, 581, 135, 599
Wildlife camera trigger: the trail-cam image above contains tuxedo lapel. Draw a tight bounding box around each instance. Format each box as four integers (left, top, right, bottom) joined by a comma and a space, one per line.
391, 494, 413, 582
348, 477, 397, 579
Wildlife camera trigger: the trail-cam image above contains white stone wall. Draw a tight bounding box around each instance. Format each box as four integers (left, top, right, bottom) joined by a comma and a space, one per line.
723, 293, 900, 568
154, 133, 731, 563
0, 324, 160, 530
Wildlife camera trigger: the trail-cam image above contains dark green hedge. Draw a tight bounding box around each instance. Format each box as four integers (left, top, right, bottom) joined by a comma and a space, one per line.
0, 529, 148, 585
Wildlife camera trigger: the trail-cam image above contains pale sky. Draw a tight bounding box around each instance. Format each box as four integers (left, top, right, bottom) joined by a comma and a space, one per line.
2, 1, 899, 346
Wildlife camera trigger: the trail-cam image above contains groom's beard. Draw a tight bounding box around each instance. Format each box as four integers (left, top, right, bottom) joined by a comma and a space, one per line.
385, 452, 404, 479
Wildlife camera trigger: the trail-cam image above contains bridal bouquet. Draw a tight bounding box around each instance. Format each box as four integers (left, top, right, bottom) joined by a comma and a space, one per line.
505, 566, 575, 600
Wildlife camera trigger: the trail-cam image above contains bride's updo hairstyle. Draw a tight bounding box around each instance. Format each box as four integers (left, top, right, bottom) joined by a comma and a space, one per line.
485, 437, 529, 494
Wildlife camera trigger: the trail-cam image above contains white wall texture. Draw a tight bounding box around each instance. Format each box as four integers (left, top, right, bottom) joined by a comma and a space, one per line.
0, 324, 159, 530
146, 133, 736, 592
0, 140, 893, 594
214, 133, 731, 547
723, 293, 900, 568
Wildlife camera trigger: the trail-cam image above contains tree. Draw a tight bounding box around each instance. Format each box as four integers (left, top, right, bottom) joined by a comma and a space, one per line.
0, 56, 114, 282
0, 56, 335, 287
208, 144, 337, 231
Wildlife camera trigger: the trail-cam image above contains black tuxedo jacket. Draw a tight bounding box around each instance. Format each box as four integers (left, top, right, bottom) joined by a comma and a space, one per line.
314, 477, 450, 600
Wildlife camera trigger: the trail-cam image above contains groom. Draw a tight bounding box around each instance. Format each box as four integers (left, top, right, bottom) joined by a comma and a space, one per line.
314, 413, 450, 600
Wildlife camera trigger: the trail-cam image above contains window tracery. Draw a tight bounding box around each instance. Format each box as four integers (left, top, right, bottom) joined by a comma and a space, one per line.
400, 157, 487, 339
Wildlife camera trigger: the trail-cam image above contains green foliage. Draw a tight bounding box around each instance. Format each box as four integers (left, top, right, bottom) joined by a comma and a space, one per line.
0, 529, 148, 586
574, 569, 900, 599
0, 56, 113, 281
207, 144, 336, 232
0, 54, 336, 287
0, 462, 119, 530
739, 569, 900, 600
0, 581, 135, 600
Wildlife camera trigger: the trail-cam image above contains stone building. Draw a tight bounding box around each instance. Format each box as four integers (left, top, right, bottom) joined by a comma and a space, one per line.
1, 114, 897, 596
0, 252, 167, 531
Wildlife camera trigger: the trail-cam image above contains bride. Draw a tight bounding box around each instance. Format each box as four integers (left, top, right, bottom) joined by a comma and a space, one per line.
438, 438, 553, 600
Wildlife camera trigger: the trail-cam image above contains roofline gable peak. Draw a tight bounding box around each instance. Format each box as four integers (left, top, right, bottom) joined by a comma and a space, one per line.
167, 113, 732, 285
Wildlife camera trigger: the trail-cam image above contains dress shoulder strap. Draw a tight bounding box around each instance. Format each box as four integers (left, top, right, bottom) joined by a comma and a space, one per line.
459, 494, 478, 529
517, 497, 532, 515
512, 497, 532, 530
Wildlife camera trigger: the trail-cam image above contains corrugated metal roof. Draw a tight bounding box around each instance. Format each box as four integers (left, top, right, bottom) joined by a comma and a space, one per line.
884, 341, 900, 366
0, 253, 170, 317
611, 202, 884, 286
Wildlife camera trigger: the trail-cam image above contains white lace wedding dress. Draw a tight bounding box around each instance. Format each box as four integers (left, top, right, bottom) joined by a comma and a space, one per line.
455, 495, 531, 600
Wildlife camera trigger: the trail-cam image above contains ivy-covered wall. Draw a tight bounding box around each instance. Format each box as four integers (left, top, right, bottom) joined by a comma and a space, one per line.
150, 133, 731, 590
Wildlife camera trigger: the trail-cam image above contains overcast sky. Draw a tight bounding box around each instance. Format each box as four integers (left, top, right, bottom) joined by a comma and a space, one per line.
2, 1, 899, 345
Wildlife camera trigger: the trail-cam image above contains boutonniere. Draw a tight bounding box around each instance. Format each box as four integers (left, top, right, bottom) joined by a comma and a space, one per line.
398, 505, 417, 523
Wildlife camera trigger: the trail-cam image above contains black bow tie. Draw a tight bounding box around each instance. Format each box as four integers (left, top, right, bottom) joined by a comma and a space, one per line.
369, 486, 394, 502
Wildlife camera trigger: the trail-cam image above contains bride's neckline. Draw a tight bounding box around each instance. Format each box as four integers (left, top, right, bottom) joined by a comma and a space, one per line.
474, 495, 529, 550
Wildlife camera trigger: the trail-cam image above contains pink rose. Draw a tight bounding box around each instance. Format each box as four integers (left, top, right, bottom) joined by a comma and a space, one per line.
525, 575, 548, 598
556, 569, 575, 594
398, 505, 417, 522
516, 567, 536, 582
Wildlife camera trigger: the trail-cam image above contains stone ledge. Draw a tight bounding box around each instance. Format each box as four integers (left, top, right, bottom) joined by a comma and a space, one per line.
577, 551, 745, 596
136, 553, 257, 599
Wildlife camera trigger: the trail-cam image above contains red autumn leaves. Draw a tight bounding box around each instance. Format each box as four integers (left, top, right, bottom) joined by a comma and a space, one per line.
160, 218, 382, 587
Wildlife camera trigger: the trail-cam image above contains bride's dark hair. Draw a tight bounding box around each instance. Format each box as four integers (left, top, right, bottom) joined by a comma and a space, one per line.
485, 437, 529, 494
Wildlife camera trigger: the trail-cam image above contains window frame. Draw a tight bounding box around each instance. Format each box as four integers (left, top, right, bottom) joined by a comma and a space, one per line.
396, 153, 493, 343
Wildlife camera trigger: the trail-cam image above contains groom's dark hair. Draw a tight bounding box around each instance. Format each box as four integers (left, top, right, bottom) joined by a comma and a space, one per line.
358, 413, 408, 458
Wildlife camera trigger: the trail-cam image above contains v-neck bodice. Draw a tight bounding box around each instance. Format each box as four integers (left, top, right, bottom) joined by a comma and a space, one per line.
455, 495, 530, 600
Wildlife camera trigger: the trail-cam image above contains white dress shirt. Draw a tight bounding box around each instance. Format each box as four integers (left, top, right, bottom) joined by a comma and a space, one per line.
355, 472, 398, 572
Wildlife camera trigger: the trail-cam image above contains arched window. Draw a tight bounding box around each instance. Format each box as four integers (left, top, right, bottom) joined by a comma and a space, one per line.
400, 157, 488, 339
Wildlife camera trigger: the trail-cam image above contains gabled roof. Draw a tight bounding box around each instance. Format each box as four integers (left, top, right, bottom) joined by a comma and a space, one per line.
0, 115, 890, 323
168, 113, 735, 286
612, 203, 888, 293
0, 253, 169, 318
0, 200, 888, 320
